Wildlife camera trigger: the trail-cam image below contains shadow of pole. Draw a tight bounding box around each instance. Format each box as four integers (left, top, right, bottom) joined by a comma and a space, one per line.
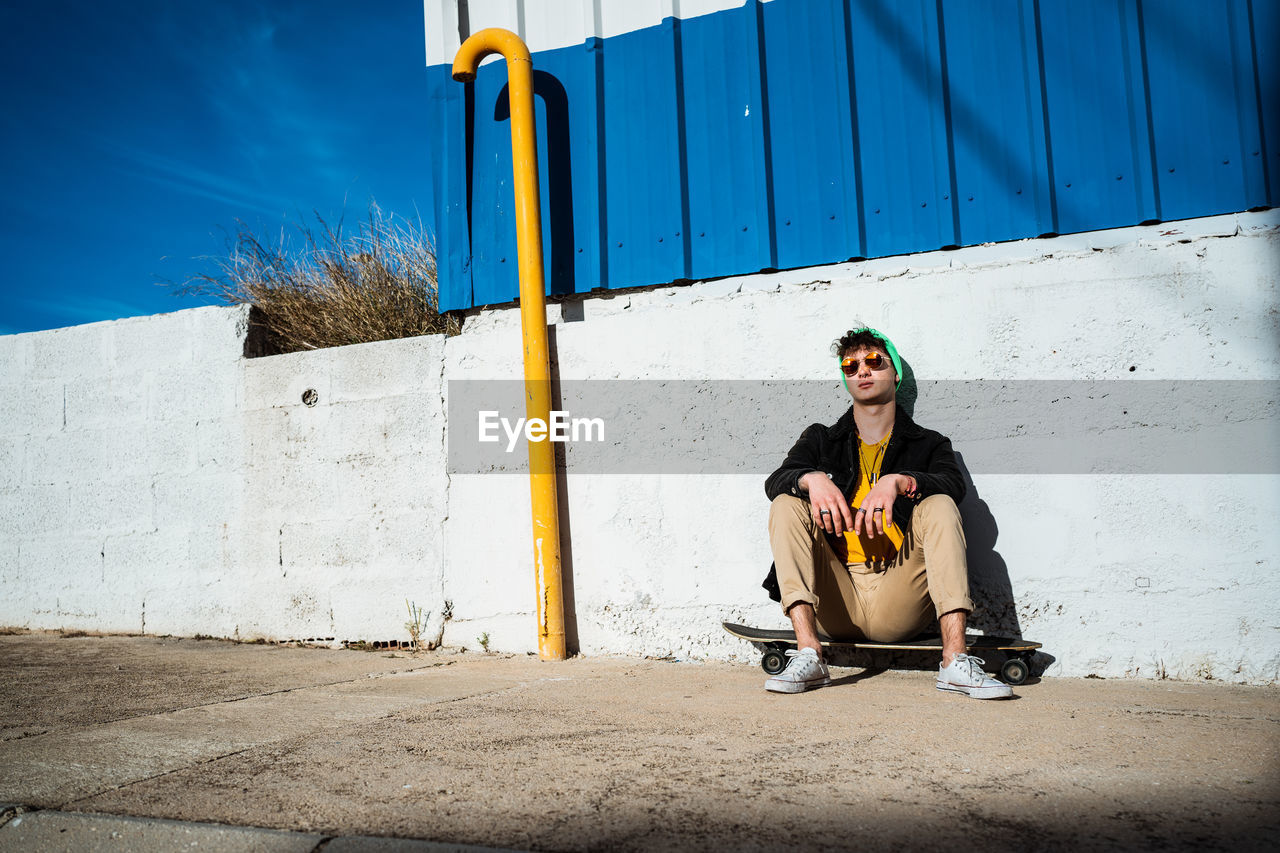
495, 71, 576, 296
546, 324, 579, 654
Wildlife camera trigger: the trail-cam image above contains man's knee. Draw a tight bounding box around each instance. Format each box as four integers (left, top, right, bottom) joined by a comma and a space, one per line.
769, 493, 811, 525
914, 493, 961, 525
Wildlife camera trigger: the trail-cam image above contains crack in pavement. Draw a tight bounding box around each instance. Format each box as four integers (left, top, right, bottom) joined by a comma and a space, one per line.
0, 662, 544, 807
60, 748, 256, 810
2, 661, 463, 746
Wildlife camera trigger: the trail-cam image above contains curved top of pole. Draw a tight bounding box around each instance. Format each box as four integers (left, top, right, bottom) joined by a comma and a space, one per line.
452, 28, 531, 82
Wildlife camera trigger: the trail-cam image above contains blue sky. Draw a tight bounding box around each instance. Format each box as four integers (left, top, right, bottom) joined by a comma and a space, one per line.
1, 0, 433, 335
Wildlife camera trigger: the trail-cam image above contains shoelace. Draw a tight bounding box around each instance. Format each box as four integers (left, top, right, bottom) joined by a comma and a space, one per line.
955, 655, 988, 678
782, 649, 819, 672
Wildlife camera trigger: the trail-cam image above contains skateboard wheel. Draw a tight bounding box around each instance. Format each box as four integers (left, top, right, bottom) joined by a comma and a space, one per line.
761, 650, 787, 675
1001, 657, 1029, 685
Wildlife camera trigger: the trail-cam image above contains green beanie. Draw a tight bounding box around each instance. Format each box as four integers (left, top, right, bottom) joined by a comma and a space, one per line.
839, 327, 903, 391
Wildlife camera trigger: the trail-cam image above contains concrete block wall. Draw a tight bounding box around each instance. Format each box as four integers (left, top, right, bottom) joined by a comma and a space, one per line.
0, 306, 449, 645
235, 336, 449, 643
0, 307, 247, 636
1, 211, 1277, 682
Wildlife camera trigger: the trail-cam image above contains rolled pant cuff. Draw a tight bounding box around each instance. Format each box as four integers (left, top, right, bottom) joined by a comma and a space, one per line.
780, 593, 817, 615
934, 597, 974, 619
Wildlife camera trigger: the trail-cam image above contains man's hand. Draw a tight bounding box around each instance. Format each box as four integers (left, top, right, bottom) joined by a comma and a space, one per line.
800, 472, 853, 535
854, 474, 914, 538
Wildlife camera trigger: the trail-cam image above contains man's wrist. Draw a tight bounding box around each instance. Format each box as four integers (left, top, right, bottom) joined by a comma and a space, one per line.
798, 470, 829, 494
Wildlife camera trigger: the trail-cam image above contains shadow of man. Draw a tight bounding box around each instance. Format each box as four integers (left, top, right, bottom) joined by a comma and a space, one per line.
954, 451, 1024, 639
899, 363, 1024, 640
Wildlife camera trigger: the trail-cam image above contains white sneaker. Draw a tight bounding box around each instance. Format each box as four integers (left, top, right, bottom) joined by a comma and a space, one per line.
936, 654, 1014, 699
764, 648, 831, 693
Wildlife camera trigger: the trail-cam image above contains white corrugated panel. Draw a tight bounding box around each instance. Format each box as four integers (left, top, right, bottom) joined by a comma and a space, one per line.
423, 0, 752, 67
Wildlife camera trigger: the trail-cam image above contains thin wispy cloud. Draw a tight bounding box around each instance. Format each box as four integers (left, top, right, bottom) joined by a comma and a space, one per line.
2, 0, 428, 335
100, 140, 294, 217
165, 5, 361, 193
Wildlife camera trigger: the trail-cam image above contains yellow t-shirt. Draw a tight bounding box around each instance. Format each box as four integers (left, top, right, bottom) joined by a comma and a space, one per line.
842, 432, 904, 569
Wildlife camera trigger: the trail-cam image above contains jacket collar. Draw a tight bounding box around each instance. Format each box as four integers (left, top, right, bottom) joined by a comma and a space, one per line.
829, 402, 924, 441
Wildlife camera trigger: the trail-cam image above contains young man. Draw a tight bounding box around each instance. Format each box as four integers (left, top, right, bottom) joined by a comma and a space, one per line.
761, 327, 1012, 699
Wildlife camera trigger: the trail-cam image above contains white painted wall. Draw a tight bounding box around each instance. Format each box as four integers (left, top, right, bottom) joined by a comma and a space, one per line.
234, 335, 450, 644
0, 307, 450, 646
441, 212, 1280, 684
1, 211, 1277, 682
423, 0, 757, 67
0, 307, 247, 636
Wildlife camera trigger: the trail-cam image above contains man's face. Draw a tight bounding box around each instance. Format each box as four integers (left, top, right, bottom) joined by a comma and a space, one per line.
841, 346, 897, 405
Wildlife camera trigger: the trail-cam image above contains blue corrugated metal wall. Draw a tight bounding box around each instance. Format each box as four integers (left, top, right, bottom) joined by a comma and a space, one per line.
426, 0, 1277, 311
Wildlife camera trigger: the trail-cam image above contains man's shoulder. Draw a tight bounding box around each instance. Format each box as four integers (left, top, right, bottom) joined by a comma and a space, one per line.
790, 421, 837, 450
824, 406, 857, 439
894, 406, 950, 444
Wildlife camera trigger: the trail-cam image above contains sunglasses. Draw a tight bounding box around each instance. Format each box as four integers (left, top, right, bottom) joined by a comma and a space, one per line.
840, 352, 891, 376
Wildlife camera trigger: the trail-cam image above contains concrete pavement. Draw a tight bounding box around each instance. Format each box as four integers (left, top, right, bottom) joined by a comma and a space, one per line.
1, 633, 1277, 851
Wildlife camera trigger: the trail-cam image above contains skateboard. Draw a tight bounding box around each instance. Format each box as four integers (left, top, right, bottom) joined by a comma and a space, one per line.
723, 621, 1042, 685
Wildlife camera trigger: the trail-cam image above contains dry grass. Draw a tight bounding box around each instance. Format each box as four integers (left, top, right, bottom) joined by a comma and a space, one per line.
179, 204, 459, 353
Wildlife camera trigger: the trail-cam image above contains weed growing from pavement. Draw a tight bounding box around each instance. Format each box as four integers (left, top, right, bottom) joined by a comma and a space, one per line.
405, 600, 426, 650
478, 632, 490, 653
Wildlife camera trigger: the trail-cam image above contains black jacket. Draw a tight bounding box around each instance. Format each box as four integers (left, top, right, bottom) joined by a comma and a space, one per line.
762, 404, 965, 601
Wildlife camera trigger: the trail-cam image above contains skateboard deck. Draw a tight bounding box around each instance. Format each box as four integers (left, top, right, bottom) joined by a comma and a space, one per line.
723, 621, 1042, 684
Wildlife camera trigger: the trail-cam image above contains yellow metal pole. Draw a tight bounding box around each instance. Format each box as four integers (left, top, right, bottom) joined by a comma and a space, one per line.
453, 29, 566, 661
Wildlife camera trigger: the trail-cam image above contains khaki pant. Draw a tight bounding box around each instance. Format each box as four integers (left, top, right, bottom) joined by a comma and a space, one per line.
769, 493, 974, 642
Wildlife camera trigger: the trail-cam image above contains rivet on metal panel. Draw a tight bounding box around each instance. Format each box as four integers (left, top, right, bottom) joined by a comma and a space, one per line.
617, 242, 623, 247
742, 226, 748, 231
657, 237, 663, 242
1116, 175, 1123, 181
920, 202, 927, 208
829, 214, 836, 220
699, 232, 705, 237
1065, 183, 1072, 188
967, 197, 973, 202
784, 220, 791, 226
1222, 160, 1230, 165
1169, 168, 1176, 173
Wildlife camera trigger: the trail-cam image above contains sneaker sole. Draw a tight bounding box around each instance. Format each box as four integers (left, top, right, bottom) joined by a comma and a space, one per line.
765, 676, 832, 694
936, 680, 1013, 699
